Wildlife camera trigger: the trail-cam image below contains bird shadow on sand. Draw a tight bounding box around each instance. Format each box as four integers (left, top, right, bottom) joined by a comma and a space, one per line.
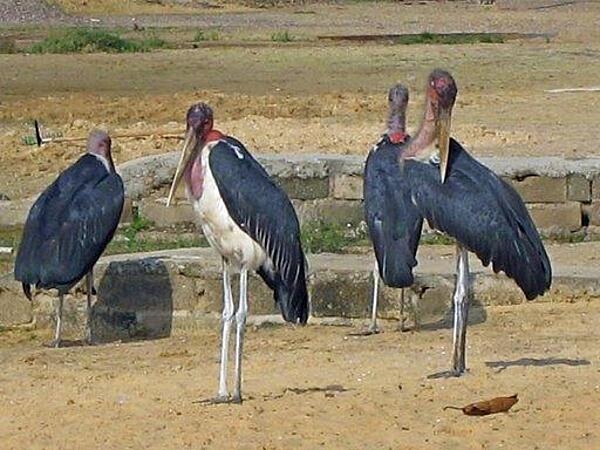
485, 357, 591, 373
91, 257, 173, 344
194, 385, 351, 406
413, 303, 488, 332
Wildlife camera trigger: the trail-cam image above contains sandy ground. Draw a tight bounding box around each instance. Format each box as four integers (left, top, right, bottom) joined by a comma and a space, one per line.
0, 300, 598, 449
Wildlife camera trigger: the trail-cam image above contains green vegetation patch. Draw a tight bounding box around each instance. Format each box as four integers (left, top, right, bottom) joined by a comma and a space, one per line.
396, 32, 504, 45
105, 210, 209, 255
28, 28, 167, 54
301, 221, 368, 254
193, 29, 220, 42
271, 30, 295, 43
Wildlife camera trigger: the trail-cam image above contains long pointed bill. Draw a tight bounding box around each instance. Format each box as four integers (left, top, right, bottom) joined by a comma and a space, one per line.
437, 107, 452, 183
167, 128, 197, 207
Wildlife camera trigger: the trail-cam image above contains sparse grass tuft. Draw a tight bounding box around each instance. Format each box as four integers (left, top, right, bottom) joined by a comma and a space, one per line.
301, 221, 368, 254
271, 30, 294, 43
0, 37, 17, 54
193, 29, 220, 42
396, 32, 504, 45
28, 28, 167, 54
105, 209, 209, 255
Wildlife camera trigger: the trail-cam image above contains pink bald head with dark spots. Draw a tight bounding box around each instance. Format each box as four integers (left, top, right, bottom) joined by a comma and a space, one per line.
87, 129, 115, 171
186, 103, 223, 142
428, 69, 458, 110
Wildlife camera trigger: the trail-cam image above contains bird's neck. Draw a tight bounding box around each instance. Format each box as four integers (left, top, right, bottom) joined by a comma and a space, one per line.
90, 152, 115, 173
402, 100, 437, 159
387, 107, 407, 144
205, 129, 224, 143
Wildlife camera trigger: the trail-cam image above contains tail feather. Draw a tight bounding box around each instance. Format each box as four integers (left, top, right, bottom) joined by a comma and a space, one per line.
22, 283, 33, 301
257, 264, 309, 325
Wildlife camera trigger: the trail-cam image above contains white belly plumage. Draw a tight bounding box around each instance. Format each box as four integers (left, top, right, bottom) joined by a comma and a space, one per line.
192, 143, 268, 271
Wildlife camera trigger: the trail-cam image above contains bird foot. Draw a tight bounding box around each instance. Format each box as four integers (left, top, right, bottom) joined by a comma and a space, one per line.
45, 339, 62, 349
195, 394, 243, 405
427, 368, 469, 379
348, 324, 381, 337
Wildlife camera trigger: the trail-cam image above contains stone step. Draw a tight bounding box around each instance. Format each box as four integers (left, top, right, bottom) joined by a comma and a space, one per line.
1, 242, 598, 343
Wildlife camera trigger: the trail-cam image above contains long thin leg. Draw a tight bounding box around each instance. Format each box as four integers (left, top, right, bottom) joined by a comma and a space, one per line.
368, 261, 381, 334
54, 294, 64, 348
232, 268, 248, 404
85, 269, 94, 345
216, 259, 235, 401
451, 244, 470, 376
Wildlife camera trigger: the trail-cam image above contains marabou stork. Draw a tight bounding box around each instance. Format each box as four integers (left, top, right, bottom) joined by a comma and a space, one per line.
167, 103, 309, 404
15, 130, 124, 347
363, 84, 423, 334
398, 69, 552, 376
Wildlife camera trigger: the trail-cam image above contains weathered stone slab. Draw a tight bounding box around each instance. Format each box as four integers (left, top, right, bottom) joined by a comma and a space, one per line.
527, 202, 581, 231
120, 197, 134, 224
138, 198, 197, 228
294, 199, 364, 227
331, 174, 364, 200
584, 201, 600, 226
276, 176, 329, 200
0, 197, 35, 228
592, 177, 600, 200
509, 176, 566, 203
2, 245, 600, 335
0, 275, 32, 326
567, 174, 591, 202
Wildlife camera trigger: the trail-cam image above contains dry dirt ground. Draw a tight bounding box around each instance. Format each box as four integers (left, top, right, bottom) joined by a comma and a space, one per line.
1, 1, 600, 198
0, 300, 599, 449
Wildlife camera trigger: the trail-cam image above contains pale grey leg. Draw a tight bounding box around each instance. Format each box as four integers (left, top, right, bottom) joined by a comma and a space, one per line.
85, 269, 94, 345
399, 288, 408, 331
232, 268, 248, 404
216, 259, 235, 401
451, 244, 470, 376
53, 294, 64, 348
368, 261, 381, 334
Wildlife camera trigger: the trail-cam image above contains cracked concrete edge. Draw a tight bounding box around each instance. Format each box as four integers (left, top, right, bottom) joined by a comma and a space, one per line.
1, 249, 598, 334
116, 152, 600, 200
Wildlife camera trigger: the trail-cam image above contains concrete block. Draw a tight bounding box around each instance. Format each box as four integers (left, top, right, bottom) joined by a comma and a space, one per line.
0, 276, 32, 326
567, 175, 590, 202
294, 199, 364, 227
592, 177, 600, 199
276, 176, 329, 200
331, 174, 364, 200
119, 197, 134, 224
0, 198, 35, 228
310, 270, 371, 318
527, 202, 581, 231
509, 176, 566, 203
138, 197, 197, 228
584, 201, 600, 226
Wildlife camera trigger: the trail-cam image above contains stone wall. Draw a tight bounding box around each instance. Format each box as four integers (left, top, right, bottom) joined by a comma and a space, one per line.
117, 152, 600, 235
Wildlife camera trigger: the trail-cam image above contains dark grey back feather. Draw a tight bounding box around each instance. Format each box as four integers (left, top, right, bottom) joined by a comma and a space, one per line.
209, 137, 309, 324
15, 154, 124, 295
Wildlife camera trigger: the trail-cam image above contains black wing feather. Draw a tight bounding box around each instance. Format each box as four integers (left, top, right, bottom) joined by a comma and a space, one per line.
364, 138, 424, 287
408, 138, 551, 299
15, 154, 124, 295
209, 137, 309, 324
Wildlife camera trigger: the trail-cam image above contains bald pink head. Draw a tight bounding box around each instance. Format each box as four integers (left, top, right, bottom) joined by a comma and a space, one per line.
87, 129, 115, 171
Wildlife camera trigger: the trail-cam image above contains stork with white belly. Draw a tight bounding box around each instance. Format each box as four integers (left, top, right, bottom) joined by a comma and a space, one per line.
167, 103, 309, 404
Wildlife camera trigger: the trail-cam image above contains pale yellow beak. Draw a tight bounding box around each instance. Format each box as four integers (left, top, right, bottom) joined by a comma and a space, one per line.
167, 128, 197, 207
437, 108, 451, 184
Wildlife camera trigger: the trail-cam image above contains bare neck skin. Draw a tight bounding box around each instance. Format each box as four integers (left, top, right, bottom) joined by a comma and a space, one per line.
402, 98, 436, 159
388, 105, 406, 136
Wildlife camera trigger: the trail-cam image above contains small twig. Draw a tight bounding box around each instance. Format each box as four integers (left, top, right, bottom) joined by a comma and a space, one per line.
545, 87, 600, 93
